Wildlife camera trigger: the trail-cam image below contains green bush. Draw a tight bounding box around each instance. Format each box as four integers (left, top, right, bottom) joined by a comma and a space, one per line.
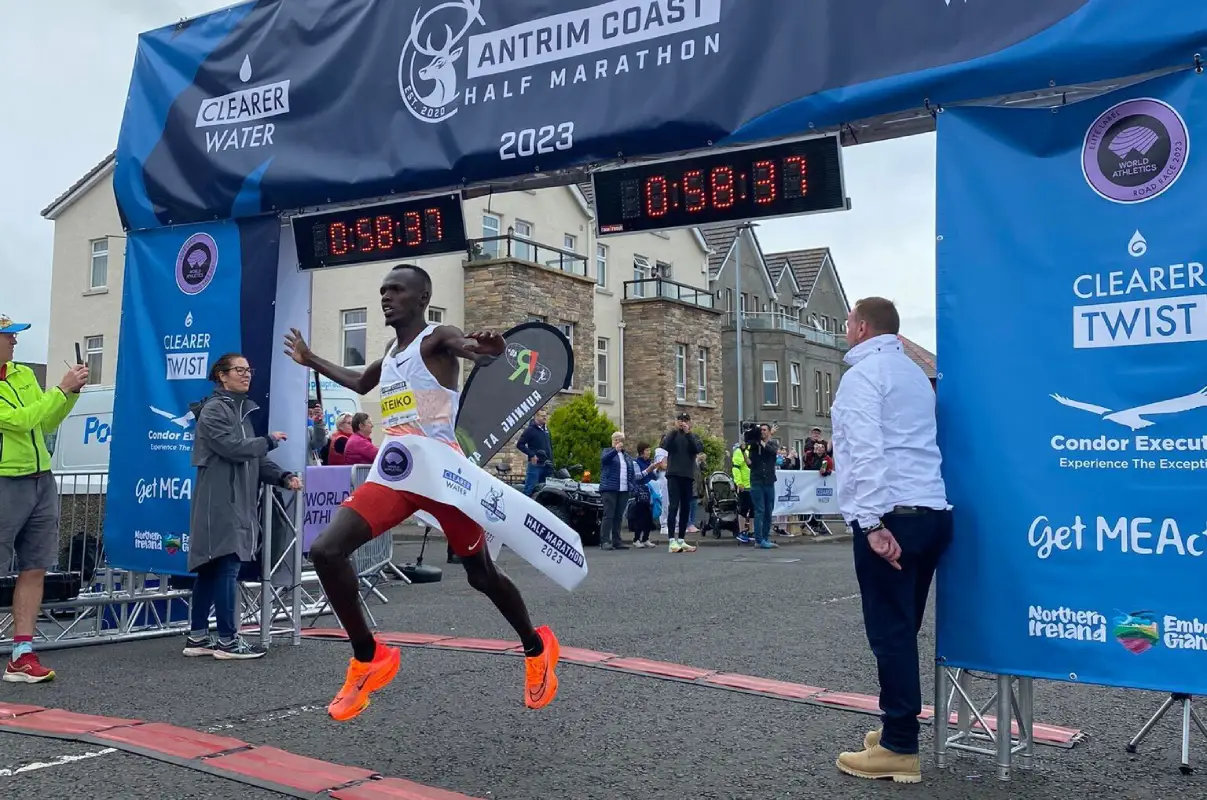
697, 433, 729, 477
548, 391, 617, 479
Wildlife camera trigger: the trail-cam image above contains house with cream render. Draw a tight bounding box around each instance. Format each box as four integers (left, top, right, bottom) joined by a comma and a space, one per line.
41, 156, 723, 466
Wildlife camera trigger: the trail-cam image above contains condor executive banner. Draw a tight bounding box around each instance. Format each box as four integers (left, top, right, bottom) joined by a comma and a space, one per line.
104, 216, 280, 575
113, 0, 1207, 229
935, 69, 1207, 695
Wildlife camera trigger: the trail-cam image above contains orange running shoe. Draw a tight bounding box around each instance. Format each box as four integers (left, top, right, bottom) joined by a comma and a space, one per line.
524, 625, 561, 710
328, 642, 401, 722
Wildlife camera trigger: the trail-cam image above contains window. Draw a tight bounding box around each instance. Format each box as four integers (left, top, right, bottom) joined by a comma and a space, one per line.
740, 293, 748, 313
725, 289, 733, 312
814, 369, 824, 414
793, 439, 806, 458
514, 219, 534, 261
557, 322, 575, 342
655, 260, 672, 279
596, 337, 609, 399
563, 234, 577, 252
595, 243, 608, 287
696, 347, 709, 403
633, 254, 651, 297
825, 372, 834, 413
342, 309, 367, 367
481, 213, 501, 258
674, 344, 687, 402
89, 239, 108, 290
84, 336, 103, 385
527, 314, 547, 323
762, 360, 779, 406
790, 362, 802, 408
427, 307, 445, 324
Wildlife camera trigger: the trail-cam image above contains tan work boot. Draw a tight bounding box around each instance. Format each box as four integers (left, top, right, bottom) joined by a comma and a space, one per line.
836, 744, 922, 784
864, 728, 881, 750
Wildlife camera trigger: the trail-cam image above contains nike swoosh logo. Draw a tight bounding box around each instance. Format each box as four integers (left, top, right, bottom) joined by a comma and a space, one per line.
396, 357, 411, 366
528, 663, 549, 702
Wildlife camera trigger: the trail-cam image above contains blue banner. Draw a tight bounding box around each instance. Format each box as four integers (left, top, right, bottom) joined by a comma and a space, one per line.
113, 0, 1207, 230
104, 216, 280, 575
935, 69, 1207, 694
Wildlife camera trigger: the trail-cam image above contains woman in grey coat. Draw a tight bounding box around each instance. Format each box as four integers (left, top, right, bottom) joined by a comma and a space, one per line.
182, 353, 300, 660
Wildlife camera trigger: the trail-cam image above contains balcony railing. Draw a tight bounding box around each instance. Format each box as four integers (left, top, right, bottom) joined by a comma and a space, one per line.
622, 278, 715, 309
466, 233, 588, 278
724, 311, 848, 350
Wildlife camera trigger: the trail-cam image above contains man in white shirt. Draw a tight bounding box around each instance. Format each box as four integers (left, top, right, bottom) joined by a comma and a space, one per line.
830, 297, 952, 785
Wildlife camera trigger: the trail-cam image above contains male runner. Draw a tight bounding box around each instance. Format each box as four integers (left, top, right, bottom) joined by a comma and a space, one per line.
285, 264, 560, 722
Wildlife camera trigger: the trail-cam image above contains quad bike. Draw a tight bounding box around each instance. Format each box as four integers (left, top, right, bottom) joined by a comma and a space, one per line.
531, 463, 603, 547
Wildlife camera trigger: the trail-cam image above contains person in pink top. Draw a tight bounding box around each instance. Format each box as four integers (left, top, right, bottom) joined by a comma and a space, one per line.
342, 413, 379, 464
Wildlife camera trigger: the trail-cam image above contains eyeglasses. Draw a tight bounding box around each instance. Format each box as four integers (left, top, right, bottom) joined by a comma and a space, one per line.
226, 366, 255, 376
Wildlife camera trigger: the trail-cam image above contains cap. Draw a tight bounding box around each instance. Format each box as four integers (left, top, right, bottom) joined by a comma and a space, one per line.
810, 426, 822, 432
0, 315, 30, 334
676, 412, 692, 422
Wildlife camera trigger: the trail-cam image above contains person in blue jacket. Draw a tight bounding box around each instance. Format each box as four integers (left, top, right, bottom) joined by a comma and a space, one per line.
516, 408, 554, 495
597, 431, 655, 550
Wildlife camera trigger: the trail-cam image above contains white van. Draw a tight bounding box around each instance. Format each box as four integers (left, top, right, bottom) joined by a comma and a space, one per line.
46, 381, 364, 493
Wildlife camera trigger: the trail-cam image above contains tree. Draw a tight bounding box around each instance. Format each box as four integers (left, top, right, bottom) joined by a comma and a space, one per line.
547, 391, 617, 479
697, 433, 729, 478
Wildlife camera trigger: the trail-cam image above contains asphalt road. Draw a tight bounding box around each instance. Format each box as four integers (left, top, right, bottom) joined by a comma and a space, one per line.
2, 541, 1204, 798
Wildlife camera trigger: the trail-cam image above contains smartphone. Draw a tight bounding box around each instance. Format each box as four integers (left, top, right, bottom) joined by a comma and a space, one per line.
74, 342, 84, 365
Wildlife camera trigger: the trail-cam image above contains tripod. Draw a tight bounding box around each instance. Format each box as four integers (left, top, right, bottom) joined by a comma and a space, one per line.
1126, 693, 1207, 774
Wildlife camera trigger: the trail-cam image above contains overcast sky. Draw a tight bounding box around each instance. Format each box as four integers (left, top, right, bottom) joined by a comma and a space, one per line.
0, 0, 937, 365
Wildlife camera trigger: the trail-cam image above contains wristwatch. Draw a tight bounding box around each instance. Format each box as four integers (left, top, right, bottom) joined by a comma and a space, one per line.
861, 521, 885, 535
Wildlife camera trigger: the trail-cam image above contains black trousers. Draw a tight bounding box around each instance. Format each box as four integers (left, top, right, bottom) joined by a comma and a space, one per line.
599, 491, 629, 547
665, 476, 694, 536
852, 508, 952, 755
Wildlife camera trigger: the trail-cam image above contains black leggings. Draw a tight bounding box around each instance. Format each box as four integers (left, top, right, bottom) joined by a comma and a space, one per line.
665, 476, 694, 536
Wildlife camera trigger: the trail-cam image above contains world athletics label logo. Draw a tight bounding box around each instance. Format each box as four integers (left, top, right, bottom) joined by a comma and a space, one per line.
1082, 97, 1189, 204
1112, 610, 1161, 655
176, 232, 219, 295
378, 441, 415, 482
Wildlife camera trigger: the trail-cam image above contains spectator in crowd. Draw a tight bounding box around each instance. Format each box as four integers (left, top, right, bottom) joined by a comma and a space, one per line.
517, 409, 554, 495
809, 426, 834, 456
747, 422, 780, 550
628, 443, 661, 548
307, 401, 328, 465
653, 446, 669, 538
184, 353, 302, 661
803, 440, 834, 476
832, 297, 950, 784
659, 412, 701, 553
689, 451, 707, 533
598, 431, 637, 551
731, 442, 753, 543
323, 412, 355, 466
0, 315, 88, 683
342, 412, 379, 465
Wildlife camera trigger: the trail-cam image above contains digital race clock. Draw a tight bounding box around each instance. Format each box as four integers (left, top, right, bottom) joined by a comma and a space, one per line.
291, 193, 468, 270
591, 136, 847, 235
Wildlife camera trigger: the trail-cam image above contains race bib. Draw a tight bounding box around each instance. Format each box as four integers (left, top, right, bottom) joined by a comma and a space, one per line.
379, 380, 418, 426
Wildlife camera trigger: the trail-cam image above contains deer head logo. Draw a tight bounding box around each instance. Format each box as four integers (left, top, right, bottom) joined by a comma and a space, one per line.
398, 0, 485, 124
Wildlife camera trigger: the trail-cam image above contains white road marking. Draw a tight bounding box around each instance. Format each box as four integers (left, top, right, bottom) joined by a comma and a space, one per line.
0, 747, 118, 777
822, 593, 861, 605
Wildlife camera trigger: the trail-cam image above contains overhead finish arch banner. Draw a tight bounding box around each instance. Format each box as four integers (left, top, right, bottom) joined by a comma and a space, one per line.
114, 0, 1207, 229
935, 69, 1207, 695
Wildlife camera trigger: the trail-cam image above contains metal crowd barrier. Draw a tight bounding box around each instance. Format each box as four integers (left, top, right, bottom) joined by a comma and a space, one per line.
0, 468, 417, 653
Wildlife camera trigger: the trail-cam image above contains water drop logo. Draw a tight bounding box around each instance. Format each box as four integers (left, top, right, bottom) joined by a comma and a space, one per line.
185, 312, 194, 328
239, 55, 253, 83
1128, 230, 1147, 257
1112, 610, 1160, 654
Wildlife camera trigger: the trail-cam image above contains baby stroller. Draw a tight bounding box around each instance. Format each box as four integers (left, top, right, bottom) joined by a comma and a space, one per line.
703, 471, 740, 539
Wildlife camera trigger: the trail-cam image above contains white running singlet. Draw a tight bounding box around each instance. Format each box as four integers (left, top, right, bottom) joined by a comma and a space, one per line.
377, 324, 462, 452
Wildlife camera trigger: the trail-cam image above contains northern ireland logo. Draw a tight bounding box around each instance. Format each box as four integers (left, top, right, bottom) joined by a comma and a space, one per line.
398, 0, 486, 124
176, 233, 218, 295
1082, 97, 1189, 204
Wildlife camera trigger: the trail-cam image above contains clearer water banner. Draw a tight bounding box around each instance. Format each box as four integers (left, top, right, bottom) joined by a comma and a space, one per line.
104, 216, 280, 575
935, 69, 1207, 694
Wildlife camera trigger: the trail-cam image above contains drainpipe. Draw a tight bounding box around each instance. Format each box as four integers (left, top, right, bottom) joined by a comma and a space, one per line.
617, 320, 626, 431
734, 227, 744, 430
